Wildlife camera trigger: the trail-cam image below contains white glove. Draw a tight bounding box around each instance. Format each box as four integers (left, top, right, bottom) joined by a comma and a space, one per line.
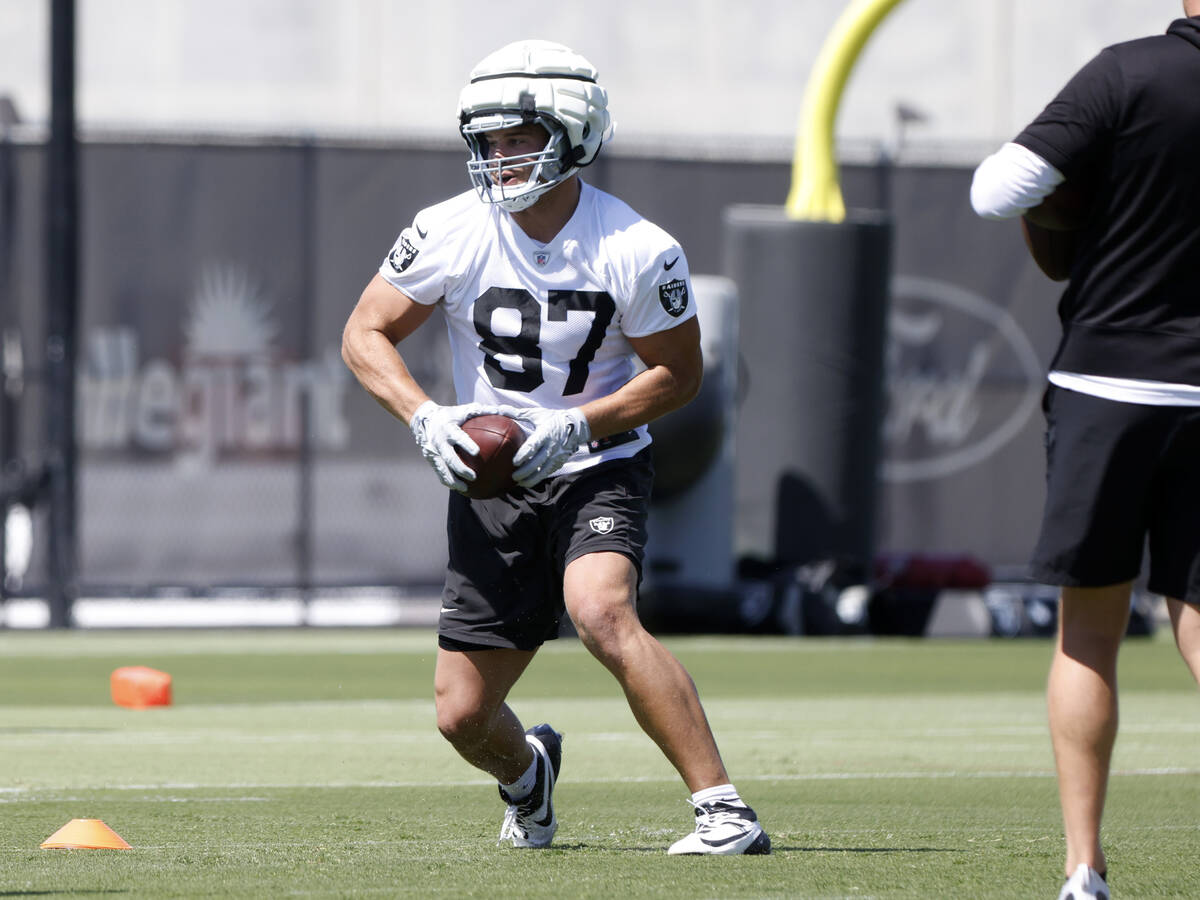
410, 400, 499, 492
508, 407, 592, 488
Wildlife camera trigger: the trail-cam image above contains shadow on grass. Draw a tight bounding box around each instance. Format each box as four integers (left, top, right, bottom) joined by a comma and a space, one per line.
552, 843, 960, 855
0, 893, 129, 897
781, 846, 961, 854
0, 727, 117, 734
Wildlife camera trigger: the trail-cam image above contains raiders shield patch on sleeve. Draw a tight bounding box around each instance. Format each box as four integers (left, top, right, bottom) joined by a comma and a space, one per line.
658, 278, 689, 317
388, 234, 419, 273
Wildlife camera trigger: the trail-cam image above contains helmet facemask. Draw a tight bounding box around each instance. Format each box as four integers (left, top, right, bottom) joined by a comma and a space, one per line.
461, 109, 576, 212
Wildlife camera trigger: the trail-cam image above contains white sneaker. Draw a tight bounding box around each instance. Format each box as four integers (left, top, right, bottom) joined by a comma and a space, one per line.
1057, 864, 1109, 900
497, 724, 562, 849
667, 799, 771, 855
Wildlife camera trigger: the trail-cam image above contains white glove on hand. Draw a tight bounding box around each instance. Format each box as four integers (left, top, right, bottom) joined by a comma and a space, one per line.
508, 407, 592, 488
410, 400, 498, 492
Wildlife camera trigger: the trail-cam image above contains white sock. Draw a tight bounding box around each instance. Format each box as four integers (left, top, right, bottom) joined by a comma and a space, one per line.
499, 750, 538, 801
690, 783, 743, 807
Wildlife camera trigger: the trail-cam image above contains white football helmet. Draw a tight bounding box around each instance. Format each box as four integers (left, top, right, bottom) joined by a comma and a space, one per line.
458, 40, 613, 212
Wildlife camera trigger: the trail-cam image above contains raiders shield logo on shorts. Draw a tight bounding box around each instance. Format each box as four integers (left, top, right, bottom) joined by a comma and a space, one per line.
589, 516, 615, 534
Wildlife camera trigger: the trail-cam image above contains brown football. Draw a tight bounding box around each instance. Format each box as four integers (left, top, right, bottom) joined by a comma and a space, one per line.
1021, 218, 1079, 282
456, 414, 524, 499
1025, 178, 1093, 231
1020, 177, 1092, 282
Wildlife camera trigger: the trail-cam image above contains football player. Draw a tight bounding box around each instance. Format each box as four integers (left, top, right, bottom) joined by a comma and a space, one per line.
341, 39, 769, 855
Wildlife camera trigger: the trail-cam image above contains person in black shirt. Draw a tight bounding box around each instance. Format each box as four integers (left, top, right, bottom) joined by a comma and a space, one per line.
971, 5, 1200, 898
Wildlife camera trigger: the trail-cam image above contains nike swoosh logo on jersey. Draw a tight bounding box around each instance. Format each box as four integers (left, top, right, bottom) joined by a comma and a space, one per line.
416, 221, 428, 239
664, 256, 679, 270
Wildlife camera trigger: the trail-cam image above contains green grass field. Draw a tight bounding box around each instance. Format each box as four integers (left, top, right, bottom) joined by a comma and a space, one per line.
2, 628, 1197, 898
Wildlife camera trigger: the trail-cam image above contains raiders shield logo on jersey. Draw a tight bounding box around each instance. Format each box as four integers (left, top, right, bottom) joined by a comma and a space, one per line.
658, 279, 689, 317
388, 235, 419, 273
588, 516, 615, 535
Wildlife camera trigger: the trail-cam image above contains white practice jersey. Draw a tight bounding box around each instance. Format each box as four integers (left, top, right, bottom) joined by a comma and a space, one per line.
378, 181, 696, 475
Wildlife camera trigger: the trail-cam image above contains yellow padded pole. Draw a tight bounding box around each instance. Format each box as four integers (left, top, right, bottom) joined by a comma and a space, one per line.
786, 0, 907, 222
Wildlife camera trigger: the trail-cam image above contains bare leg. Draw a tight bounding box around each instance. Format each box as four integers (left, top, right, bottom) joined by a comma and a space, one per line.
434, 646, 538, 784
1167, 597, 1200, 685
563, 551, 729, 792
1048, 582, 1131, 878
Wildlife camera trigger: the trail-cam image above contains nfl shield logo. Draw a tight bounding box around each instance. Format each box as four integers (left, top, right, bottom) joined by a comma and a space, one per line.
589, 516, 615, 535
534, 251, 550, 267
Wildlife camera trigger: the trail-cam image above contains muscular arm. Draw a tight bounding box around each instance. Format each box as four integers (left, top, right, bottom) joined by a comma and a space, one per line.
579, 316, 703, 439
341, 272, 436, 426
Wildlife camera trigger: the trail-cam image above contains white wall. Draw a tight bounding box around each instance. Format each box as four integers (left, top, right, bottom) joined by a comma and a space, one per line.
0, 1, 1186, 159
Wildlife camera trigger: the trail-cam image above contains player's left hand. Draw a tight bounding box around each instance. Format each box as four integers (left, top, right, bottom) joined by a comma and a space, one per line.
505, 406, 592, 488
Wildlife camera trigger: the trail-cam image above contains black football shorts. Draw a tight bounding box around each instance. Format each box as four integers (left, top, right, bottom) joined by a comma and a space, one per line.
438, 449, 654, 651
1031, 385, 1200, 603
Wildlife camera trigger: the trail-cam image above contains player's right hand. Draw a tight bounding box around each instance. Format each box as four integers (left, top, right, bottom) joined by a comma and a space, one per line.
409, 400, 499, 492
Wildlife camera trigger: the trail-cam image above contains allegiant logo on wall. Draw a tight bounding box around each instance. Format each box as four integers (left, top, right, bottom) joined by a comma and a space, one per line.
882, 276, 1043, 483
78, 263, 350, 456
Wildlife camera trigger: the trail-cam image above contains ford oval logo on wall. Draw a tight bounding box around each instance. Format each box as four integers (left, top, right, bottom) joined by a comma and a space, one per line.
882, 276, 1044, 484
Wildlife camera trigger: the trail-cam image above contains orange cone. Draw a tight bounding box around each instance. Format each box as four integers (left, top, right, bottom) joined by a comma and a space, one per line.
111, 666, 172, 708
41, 818, 131, 849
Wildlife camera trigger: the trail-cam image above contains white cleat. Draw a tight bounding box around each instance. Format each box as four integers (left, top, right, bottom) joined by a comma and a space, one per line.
667, 799, 771, 856
1057, 864, 1110, 900
497, 724, 562, 849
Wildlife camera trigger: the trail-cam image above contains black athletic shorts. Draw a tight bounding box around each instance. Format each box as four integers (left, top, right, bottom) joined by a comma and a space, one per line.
1031, 385, 1200, 603
438, 449, 654, 651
